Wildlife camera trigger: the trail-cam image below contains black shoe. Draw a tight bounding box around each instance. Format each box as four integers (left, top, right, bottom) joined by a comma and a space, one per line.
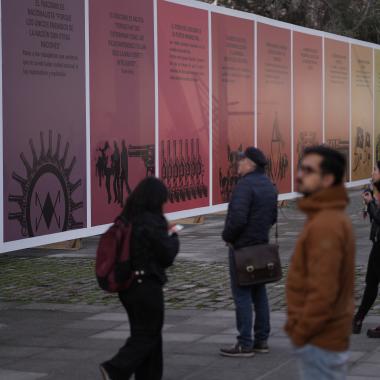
352, 315, 363, 334
253, 341, 269, 353
99, 362, 122, 380
220, 343, 255, 358
367, 326, 380, 338
99, 363, 112, 380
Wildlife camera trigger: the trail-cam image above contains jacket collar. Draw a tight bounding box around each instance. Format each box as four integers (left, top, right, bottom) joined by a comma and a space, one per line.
298, 185, 349, 217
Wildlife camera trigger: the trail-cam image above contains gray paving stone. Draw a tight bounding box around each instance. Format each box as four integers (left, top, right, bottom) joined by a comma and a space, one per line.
64, 320, 122, 330
199, 335, 236, 344
350, 363, 380, 377
90, 330, 125, 340
362, 351, 380, 363
349, 351, 367, 363
32, 348, 97, 361
0, 369, 46, 380
0, 347, 46, 359
163, 333, 204, 342
87, 313, 125, 321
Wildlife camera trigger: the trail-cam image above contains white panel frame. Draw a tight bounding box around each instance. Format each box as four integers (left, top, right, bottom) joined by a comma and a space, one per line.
85, 0, 91, 229
0, 0, 379, 253
0, 0, 4, 246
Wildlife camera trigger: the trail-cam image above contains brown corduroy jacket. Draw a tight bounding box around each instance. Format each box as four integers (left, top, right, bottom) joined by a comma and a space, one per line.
284, 185, 355, 352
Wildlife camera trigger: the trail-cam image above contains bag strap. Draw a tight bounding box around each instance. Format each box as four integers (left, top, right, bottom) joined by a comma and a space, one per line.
275, 221, 278, 245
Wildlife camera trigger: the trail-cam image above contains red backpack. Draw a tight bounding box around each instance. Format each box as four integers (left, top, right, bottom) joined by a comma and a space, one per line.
95, 217, 134, 292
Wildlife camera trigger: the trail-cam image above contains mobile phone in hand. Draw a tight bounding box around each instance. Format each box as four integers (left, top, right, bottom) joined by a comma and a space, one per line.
169, 224, 184, 235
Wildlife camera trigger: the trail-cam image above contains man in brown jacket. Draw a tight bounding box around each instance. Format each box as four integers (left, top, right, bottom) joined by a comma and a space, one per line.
285, 146, 355, 379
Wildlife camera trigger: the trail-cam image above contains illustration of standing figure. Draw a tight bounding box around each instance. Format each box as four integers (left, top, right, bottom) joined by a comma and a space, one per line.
96, 141, 109, 187
120, 140, 132, 205
111, 141, 121, 204
268, 112, 288, 183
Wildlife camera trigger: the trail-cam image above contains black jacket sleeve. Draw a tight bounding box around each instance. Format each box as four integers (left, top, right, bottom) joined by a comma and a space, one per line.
145, 215, 180, 268
367, 200, 380, 224
222, 179, 253, 244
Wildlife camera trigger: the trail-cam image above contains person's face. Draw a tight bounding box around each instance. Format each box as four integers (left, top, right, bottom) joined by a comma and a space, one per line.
372, 165, 380, 183
237, 157, 255, 176
297, 154, 334, 196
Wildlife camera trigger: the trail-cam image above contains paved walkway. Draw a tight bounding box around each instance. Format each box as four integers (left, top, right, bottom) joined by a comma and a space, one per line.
1, 188, 380, 379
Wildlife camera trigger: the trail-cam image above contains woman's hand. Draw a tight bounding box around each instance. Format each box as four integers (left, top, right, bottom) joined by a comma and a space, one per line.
363, 191, 373, 204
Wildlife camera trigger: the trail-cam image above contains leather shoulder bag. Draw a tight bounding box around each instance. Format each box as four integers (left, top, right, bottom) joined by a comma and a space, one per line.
233, 224, 282, 286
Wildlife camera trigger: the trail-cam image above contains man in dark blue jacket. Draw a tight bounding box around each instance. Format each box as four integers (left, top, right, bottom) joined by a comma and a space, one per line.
221, 147, 277, 357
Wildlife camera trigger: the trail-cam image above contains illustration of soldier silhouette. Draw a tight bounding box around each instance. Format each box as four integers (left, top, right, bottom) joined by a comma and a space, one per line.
120, 140, 132, 205
219, 144, 242, 202
96, 141, 109, 187
95, 140, 154, 207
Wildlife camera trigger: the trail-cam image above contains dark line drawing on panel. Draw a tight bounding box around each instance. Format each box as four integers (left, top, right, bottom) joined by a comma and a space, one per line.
375, 134, 380, 163
219, 145, 242, 202
95, 141, 155, 207
326, 138, 349, 178
161, 139, 208, 203
8, 130, 83, 237
266, 113, 288, 183
352, 127, 371, 173
297, 131, 318, 168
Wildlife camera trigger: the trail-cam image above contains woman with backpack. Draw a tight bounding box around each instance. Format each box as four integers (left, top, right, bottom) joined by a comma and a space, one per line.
100, 177, 180, 380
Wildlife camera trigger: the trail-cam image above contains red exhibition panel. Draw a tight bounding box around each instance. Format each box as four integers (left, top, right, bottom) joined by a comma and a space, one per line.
351, 45, 373, 181
257, 23, 291, 193
90, 0, 155, 226
293, 32, 323, 183
324, 38, 350, 179
158, 1, 210, 212
212, 13, 254, 205
3, 0, 86, 241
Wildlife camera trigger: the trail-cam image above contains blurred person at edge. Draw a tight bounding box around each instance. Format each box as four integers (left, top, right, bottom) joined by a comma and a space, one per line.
285, 146, 355, 380
100, 177, 180, 380
220, 147, 277, 358
353, 161, 380, 338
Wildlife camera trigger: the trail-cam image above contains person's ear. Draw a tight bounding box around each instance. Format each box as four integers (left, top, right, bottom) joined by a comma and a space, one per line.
322, 173, 334, 188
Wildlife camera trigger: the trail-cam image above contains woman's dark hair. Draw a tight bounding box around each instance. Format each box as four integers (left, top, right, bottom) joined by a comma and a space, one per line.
376, 161, 380, 171
303, 145, 346, 185
121, 177, 168, 221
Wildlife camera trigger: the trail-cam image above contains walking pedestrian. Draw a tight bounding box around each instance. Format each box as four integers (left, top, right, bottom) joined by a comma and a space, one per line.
285, 146, 355, 380
353, 161, 380, 338
100, 177, 180, 380
220, 147, 277, 357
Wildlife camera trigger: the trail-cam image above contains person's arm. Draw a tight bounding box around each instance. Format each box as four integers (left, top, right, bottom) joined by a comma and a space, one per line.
367, 200, 380, 224
146, 216, 180, 268
289, 221, 344, 347
222, 179, 253, 244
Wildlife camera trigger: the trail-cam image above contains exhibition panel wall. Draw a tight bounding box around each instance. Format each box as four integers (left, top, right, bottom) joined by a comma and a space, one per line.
1, 0, 379, 252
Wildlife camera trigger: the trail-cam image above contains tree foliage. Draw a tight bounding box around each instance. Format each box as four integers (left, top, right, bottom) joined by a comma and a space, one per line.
199, 0, 380, 44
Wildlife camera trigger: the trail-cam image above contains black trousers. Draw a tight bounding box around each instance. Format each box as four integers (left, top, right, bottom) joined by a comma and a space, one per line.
357, 242, 380, 318
107, 278, 164, 380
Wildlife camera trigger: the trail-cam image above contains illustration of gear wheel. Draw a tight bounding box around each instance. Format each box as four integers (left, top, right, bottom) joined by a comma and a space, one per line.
8, 130, 84, 237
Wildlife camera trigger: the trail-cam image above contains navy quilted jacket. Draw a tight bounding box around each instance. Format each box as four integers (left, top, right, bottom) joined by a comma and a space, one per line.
222, 169, 277, 249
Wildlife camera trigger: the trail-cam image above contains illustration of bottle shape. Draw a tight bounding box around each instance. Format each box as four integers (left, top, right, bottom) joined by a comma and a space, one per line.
190, 139, 197, 198
270, 112, 282, 182
173, 140, 179, 179
167, 140, 173, 193
173, 140, 180, 202
179, 140, 186, 201
185, 139, 191, 200
161, 141, 167, 181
